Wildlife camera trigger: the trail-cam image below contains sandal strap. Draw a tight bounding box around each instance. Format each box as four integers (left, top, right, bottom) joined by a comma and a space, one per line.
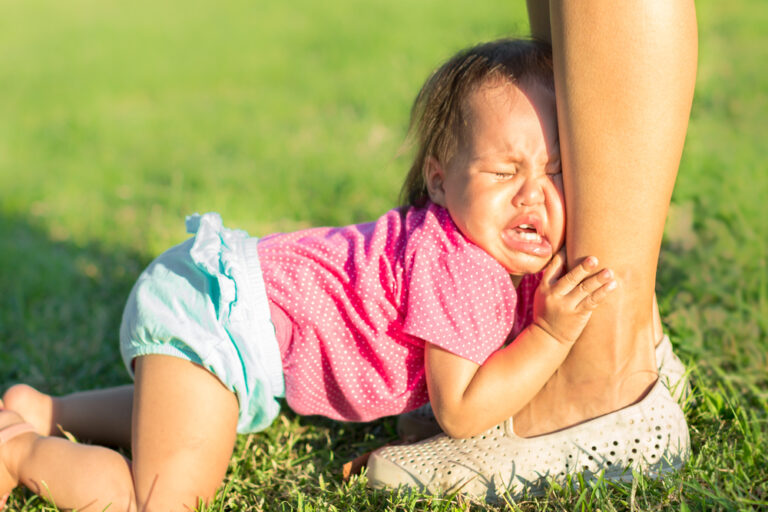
0, 422, 36, 444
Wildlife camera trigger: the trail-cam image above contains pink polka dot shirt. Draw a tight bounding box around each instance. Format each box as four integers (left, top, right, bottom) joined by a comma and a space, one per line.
258, 202, 540, 422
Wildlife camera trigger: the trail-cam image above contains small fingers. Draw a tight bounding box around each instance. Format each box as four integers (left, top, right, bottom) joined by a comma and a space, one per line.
577, 277, 619, 310
577, 268, 615, 296
542, 248, 567, 286
551, 256, 599, 295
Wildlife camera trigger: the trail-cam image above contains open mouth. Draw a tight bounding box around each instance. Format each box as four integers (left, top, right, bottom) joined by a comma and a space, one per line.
514, 224, 543, 243
501, 219, 552, 258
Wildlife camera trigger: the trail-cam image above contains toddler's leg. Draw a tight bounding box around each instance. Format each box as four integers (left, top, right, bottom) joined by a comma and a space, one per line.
3, 356, 238, 510
0, 409, 135, 511
131, 355, 239, 511
4, 384, 133, 448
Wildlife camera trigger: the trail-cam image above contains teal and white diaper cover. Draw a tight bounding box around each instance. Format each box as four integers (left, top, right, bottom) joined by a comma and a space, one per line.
120, 212, 285, 433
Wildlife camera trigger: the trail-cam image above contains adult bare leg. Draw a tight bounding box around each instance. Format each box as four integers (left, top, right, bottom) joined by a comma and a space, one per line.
514, 0, 697, 437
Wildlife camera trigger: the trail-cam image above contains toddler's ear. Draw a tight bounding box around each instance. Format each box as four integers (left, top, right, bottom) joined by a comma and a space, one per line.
424, 156, 447, 206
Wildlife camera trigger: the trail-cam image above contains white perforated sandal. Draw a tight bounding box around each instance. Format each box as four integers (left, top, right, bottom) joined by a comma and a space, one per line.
396, 334, 691, 442
369, 378, 689, 502
655, 335, 691, 404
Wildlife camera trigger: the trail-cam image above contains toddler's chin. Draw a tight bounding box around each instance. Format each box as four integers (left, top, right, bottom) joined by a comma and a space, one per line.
503, 253, 552, 277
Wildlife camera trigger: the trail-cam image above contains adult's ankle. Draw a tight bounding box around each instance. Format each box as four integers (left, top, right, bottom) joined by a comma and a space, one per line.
513, 370, 657, 438
512, 320, 660, 437
562, 370, 657, 414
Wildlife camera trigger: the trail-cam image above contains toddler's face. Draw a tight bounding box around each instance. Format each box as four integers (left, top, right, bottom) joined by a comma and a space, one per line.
426, 79, 565, 284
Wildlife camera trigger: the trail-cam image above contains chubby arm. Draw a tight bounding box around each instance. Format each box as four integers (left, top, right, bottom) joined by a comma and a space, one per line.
425, 252, 617, 438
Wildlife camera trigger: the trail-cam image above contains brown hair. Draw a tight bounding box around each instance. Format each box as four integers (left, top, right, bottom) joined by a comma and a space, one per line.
400, 38, 554, 207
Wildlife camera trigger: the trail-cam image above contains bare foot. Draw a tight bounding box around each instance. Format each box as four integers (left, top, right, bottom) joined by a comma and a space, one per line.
0, 408, 36, 502
2, 385, 54, 437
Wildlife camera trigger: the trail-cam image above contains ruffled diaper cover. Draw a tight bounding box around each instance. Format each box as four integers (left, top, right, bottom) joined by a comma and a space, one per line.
120, 212, 285, 433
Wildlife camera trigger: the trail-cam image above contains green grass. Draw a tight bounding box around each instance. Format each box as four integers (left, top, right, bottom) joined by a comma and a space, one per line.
1, 0, 766, 510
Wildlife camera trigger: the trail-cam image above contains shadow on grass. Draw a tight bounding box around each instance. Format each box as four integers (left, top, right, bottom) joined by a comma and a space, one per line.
0, 213, 150, 394
0, 211, 395, 450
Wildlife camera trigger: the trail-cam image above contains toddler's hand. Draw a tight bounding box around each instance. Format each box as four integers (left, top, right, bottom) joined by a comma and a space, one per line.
532, 250, 618, 345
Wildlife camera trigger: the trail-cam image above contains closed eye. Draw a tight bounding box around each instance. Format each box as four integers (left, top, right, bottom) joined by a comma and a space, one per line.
488, 170, 516, 180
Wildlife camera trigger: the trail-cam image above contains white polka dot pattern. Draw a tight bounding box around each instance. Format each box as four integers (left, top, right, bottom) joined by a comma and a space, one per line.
258, 203, 525, 422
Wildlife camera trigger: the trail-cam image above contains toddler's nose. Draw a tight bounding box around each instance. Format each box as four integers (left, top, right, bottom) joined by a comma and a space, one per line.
513, 178, 544, 206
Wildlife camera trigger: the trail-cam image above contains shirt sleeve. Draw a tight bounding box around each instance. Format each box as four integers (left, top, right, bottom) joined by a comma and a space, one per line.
402, 245, 518, 365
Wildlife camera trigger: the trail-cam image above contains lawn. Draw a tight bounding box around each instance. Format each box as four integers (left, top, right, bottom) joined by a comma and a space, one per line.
0, 0, 766, 510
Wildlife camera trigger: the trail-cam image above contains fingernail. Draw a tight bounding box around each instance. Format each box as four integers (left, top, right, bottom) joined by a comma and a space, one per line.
602, 269, 613, 279
606, 280, 617, 290
586, 256, 597, 268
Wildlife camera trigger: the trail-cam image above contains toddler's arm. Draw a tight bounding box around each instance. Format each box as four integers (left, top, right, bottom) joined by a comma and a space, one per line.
425, 251, 617, 438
